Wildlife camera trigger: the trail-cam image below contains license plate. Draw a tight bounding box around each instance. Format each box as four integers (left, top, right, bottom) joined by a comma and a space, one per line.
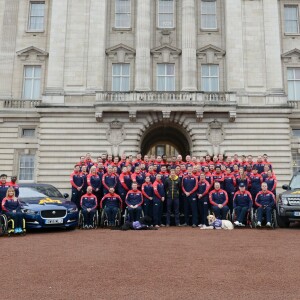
294, 212, 300, 217
45, 219, 64, 224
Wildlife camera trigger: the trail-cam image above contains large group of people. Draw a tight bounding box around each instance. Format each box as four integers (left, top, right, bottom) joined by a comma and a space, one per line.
71, 152, 277, 228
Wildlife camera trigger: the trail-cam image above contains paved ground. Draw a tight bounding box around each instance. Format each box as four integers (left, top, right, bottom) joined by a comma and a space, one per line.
2, 225, 300, 300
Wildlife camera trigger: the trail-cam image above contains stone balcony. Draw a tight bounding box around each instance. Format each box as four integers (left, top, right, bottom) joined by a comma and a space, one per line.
0, 99, 42, 109
95, 91, 237, 107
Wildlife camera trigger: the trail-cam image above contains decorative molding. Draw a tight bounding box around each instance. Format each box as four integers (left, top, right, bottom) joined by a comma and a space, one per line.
17, 46, 48, 61
159, 29, 173, 45
110, 120, 123, 129
207, 119, 225, 146
95, 112, 103, 122
196, 110, 204, 122
151, 44, 182, 61
162, 110, 171, 119
129, 110, 136, 122
229, 111, 236, 122
105, 43, 136, 62
281, 48, 300, 63
196, 44, 226, 63
106, 123, 126, 146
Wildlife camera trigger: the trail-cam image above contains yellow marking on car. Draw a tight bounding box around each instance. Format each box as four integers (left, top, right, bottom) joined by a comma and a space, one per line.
39, 198, 62, 205
291, 191, 300, 194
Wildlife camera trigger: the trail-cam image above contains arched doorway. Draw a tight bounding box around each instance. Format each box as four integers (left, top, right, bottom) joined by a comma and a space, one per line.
140, 124, 191, 158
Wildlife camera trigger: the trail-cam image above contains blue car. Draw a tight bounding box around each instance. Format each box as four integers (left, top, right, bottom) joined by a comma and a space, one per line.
19, 183, 78, 229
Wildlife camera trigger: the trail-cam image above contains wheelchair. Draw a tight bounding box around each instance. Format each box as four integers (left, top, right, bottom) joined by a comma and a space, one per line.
123, 206, 144, 224
78, 209, 99, 229
252, 207, 277, 229
0, 213, 26, 236
231, 207, 254, 228
208, 207, 231, 220
100, 207, 122, 227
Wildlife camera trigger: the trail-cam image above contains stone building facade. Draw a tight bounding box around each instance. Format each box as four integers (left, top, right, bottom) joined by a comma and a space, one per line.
0, 0, 300, 192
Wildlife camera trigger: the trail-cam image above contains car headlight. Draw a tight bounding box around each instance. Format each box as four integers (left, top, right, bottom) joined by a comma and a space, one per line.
281, 197, 288, 205
22, 209, 37, 215
68, 207, 78, 213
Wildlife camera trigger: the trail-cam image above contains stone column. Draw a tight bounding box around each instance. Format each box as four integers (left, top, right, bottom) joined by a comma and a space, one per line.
263, 0, 284, 93
43, 0, 68, 104
181, 0, 197, 91
0, 0, 19, 99
87, 0, 107, 91
135, 0, 151, 91
225, 0, 245, 92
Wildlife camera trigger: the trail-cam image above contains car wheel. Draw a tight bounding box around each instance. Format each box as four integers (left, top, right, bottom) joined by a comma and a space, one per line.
276, 213, 289, 228
66, 226, 77, 231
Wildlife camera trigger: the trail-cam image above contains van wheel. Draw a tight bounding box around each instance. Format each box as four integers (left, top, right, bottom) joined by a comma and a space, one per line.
276, 213, 290, 228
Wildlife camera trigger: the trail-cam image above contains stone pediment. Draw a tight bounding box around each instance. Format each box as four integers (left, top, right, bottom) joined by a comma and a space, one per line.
151, 44, 182, 56
282, 48, 300, 63
106, 44, 135, 61
17, 46, 48, 61
197, 44, 225, 62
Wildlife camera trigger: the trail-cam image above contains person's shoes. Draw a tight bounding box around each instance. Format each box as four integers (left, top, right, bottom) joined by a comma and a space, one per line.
84, 225, 89, 229
155, 225, 160, 228
166, 224, 170, 227
14, 228, 19, 233
234, 221, 240, 226
239, 223, 245, 227
257, 221, 262, 227
198, 224, 203, 228
160, 224, 165, 227
266, 222, 271, 227
192, 224, 197, 228
179, 223, 187, 227
89, 225, 93, 229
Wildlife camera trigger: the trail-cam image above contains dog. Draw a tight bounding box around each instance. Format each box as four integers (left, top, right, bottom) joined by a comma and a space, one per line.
201, 214, 234, 230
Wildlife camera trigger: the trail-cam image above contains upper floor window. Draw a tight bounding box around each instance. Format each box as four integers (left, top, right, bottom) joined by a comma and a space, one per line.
115, 0, 131, 28
28, 1, 45, 31
201, 64, 219, 92
112, 63, 130, 91
158, 0, 174, 28
157, 63, 175, 91
19, 154, 35, 181
22, 66, 41, 100
288, 68, 300, 100
22, 128, 36, 138
284, 5, 299, 34
201, 0, 217, 30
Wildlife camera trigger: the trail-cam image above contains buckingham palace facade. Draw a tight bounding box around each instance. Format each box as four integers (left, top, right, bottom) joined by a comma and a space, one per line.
0, 0, 300, 192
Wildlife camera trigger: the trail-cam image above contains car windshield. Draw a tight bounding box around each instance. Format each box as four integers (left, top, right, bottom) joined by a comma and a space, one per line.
19, 186, 63, 198
290, 175, 300, 189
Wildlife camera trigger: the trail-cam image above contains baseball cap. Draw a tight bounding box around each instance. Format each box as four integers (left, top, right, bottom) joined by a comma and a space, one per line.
239, 183, 245, 188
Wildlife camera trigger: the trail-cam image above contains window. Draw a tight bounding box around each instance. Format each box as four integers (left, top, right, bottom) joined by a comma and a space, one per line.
288, 68, 300, 100
22, 66, 41, 99
112, 64, 130, 91
201, 0, 217, 30
158, 0, 174, 28
28, 2, 45, 31
201, 65, 219, 92
292, 129, 300, 137
22, 129, 36, 137
19, 154, 35, 181
157, 64, 175, 91
284, 5, 299, 34
115, 0, 131, 28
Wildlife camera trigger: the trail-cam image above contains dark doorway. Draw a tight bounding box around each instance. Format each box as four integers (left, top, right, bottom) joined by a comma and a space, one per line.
140, 124, 191, 158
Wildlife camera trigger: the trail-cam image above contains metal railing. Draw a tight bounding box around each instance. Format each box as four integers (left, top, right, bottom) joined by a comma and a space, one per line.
0, 99, 42, 109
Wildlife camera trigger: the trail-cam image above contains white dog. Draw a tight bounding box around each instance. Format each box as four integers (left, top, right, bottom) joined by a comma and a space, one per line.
201, 215, 234, 230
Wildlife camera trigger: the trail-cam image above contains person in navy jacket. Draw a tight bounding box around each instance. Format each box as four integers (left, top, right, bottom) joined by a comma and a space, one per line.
80, 186, 98, 228
125, 182, 143, 221
209, 181, 229, 220
102, 166, 119, 195
224, 167, 236, 212
233, 183, 253, 226
152, 174, 165, 227
87, 166, 102, 203
255, 182, 275, 227
197, 173, 210, 228
118, 166, 132, 207
182, 166, 198, 227
8, 176, 19, 198
141, 176, 154, 219
249, 167, 263, 201
70, 165, 84, 209
1, 187, 24, 233
100, 187, 122, 227
263, 170, 277, 196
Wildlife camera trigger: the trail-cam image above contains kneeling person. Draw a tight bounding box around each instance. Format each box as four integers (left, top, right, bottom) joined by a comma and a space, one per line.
233, 183, 253, 226
100, 187, 122, 226
80, 186, 97, 228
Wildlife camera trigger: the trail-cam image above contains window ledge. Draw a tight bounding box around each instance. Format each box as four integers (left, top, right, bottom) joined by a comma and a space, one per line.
284, 33, 300, 37
156, 27, 175, 31
112, 27, 132, 32
26, 30, 45, 33
200, 28, 219, 33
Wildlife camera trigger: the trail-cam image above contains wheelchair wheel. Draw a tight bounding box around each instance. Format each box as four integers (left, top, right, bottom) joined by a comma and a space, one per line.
231, 209, 236, 223
115, 209, 122, 227
271, 209, 277, 229
93, 211, 99, 229
100, 209, 108, 227
78, 210, 83, 229
0, 214, 8, 236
